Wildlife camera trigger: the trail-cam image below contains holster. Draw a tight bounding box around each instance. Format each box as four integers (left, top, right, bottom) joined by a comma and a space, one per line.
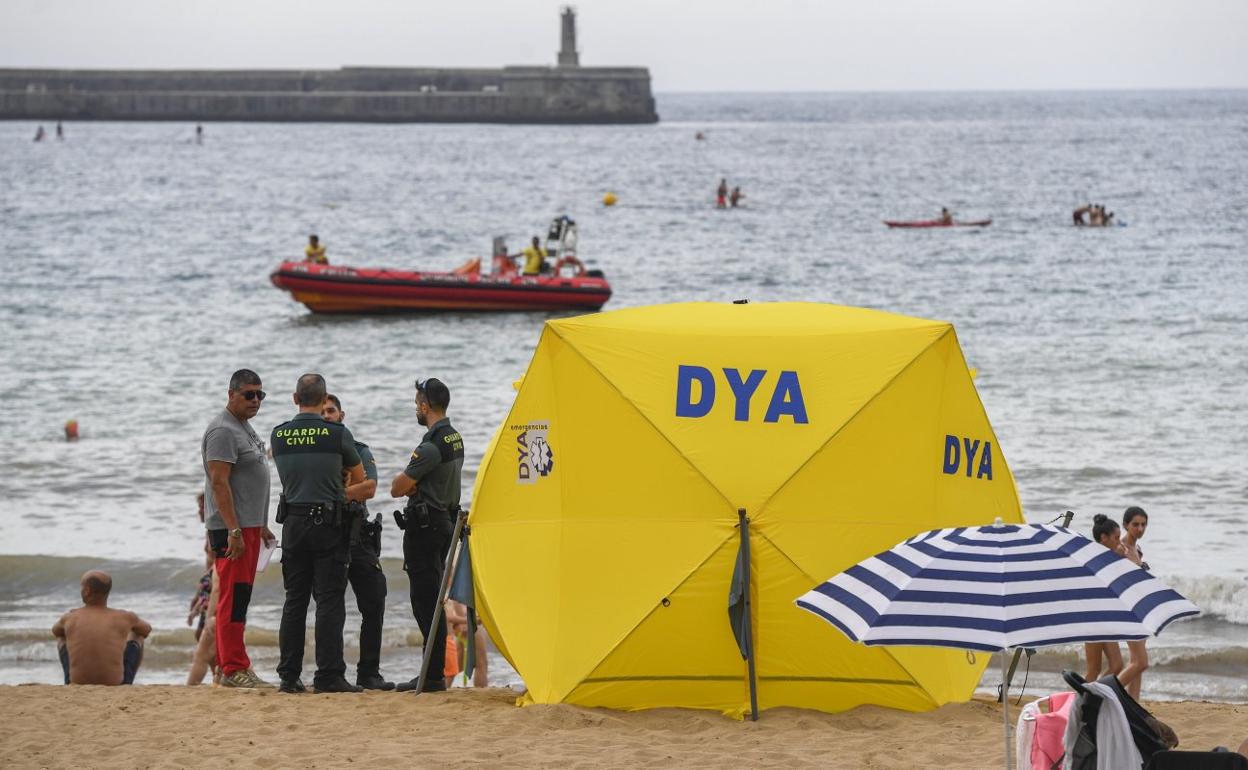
361, 514, 383, 553
345, 500, 367, 546
404, 499, 433, 530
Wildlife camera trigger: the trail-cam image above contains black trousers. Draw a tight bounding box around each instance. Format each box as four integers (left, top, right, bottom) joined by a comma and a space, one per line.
402, 508, 452, 680
347, 525, 387, 677
277, 517, 350, 685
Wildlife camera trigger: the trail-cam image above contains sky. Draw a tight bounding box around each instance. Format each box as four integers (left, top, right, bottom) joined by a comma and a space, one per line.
2, 0, 1246, 92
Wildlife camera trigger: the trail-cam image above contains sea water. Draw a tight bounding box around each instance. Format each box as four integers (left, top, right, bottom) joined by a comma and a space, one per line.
0, 91, 1245, 699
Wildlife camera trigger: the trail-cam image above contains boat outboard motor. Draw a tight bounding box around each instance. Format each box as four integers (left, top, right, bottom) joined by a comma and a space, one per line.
546, 215, 578, 258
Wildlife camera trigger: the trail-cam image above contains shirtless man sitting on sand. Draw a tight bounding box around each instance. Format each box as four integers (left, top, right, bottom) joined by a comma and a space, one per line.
52, 571, 151, 685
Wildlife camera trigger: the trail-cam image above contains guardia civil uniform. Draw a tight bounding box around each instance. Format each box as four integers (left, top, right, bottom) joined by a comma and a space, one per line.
396, 416, 464, 691
345, 439, 390, 688
271, 412, 361, 690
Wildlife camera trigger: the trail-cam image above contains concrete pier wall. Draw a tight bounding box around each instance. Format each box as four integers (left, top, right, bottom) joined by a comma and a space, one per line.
0, 66, 658, 124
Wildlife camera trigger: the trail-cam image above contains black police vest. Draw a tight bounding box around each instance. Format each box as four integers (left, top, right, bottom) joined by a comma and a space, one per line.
428, 422, 464, 464
271, 417, 350, 506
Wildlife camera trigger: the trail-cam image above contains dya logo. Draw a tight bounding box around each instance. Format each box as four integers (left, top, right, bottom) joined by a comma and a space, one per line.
943, 434, 993, 480
675, 365, 808, 424
513, 422, 554, 485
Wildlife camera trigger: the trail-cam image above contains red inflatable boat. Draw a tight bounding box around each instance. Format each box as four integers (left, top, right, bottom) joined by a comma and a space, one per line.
883, 219, 993, 228
270, 260, 612, 314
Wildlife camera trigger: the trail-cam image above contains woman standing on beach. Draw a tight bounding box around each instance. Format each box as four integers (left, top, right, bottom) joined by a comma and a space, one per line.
1083, 514, 1125, 682
1118, 506, 1151, 699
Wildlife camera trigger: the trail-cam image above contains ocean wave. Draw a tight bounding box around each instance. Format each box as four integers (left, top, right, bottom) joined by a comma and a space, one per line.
0, 625, 429, 669
1167, 574, 1248, 624
998, 643, 1248, 681
0, 555, 205, 596
0, 554, 409, 597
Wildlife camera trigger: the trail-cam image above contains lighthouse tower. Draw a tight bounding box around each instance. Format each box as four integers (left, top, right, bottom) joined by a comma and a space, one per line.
558, 7, 580, 67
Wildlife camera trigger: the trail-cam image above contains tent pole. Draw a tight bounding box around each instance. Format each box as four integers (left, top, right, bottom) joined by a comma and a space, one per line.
739, 508, 759, 722
1002, 648, 1012, 770
416, 508, 468, 694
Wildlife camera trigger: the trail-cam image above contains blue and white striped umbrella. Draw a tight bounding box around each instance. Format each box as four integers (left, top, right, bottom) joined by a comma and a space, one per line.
795, 522, 1199, 653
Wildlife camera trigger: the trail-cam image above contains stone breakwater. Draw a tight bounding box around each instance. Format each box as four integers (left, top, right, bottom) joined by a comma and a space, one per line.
0, 66, 658, 124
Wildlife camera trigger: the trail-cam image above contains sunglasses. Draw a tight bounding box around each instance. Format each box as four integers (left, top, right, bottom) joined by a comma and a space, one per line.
238, 389, 266, 402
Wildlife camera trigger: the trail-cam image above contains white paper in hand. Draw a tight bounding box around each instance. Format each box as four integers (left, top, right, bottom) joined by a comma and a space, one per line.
256, 540, 280, 572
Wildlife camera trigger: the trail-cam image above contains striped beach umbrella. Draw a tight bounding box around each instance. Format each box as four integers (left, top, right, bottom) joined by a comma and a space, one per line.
795, 520, 1199, 769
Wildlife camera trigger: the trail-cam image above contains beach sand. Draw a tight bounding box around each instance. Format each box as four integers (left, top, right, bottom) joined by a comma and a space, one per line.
1, 686, 1243, 769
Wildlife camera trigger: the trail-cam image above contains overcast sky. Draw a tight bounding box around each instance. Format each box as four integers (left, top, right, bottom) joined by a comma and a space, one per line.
3, 0, 1246, 92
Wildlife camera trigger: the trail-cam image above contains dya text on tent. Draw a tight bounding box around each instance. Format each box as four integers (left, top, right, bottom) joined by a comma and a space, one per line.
675, 365, 809, 423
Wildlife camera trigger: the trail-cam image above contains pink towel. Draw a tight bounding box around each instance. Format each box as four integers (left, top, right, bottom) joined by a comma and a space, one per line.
1032, 691, 1075, 770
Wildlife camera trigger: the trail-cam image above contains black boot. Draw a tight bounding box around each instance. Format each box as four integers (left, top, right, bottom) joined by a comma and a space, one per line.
396, 676, 448, 693
313, 676, 363, 694
279, 678, 307, 694
356, 672, 395, 691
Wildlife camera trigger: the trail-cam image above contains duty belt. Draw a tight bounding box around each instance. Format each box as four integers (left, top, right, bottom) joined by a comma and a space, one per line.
284, 501, 339, 525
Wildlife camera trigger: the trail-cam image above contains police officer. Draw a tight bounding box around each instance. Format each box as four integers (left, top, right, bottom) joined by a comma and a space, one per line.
271, 373, 365, 694
389, 377, 464, 693
321, 393, 394, 691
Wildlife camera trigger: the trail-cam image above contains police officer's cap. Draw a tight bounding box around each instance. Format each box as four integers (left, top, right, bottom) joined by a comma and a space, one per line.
415, 377, 450, 410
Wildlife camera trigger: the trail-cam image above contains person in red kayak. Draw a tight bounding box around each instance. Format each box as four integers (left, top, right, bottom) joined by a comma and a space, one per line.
940, 207, 953, 225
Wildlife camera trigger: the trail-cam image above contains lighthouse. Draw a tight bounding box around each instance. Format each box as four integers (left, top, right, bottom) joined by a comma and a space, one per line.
558, 7, 580, 67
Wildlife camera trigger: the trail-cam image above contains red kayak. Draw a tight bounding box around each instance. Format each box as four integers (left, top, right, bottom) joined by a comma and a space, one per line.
270, 260, 612, 313
883, 219, 993, 228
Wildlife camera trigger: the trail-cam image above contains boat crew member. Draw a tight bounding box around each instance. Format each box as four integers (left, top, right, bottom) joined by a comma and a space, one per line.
272, 373, 365, 694
321, 393, 394, 691
940, 207, 953, 225
306, 235, 328, 265
522, 236, 548, 276
390, 377, 464, 693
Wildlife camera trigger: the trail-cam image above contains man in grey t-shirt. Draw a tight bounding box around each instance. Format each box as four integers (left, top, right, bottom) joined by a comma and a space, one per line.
201, 368, 276, 689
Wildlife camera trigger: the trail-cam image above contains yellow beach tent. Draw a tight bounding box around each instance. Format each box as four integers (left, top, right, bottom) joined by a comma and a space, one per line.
468, 302, 1023, 717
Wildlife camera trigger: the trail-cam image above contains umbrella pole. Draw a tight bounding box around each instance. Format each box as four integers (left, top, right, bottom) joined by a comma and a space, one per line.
1002, 648, 1012, 770
415, 508, 468, 694
738, 508, 759, 722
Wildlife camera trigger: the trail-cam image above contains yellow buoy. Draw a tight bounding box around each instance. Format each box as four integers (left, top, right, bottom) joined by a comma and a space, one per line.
602, 192, 618, 207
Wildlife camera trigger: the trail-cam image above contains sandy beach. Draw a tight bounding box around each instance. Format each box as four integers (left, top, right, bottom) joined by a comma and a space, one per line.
1, 686, 1243, 769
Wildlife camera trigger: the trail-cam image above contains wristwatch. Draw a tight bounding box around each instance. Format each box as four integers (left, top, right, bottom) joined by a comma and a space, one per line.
229, 528, 243, 538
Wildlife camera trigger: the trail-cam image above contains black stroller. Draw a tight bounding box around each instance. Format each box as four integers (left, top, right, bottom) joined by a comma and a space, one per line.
1062, 671, 1248, 770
